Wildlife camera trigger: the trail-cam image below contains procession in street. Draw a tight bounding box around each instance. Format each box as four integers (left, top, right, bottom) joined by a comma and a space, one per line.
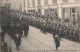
0, 0, 80, 52
0, 9, 80, 52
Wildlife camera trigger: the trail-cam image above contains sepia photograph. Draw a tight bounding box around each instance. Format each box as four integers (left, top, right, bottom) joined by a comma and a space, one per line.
0, 0, 80, 52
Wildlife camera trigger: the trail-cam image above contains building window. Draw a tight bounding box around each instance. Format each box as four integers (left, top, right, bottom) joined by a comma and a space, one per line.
75, 0, 80, 2
6, 0, 9, 1
52, 0, 57, 4
44, 0, 48, 5
32, 0, 35, 6
27, 0, 30, 7
38, 0, 41, 6
72, 8, 75, 13
63, 0, 68, 3
75, 0, 78, 1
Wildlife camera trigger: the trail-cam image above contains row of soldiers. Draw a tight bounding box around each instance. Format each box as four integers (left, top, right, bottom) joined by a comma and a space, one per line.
23, 13, 80, 42
9, 11, 80, 42
52, 25, 80, 41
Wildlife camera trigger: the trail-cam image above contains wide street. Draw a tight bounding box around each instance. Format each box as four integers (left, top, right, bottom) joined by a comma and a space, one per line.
3, 26, 80, 52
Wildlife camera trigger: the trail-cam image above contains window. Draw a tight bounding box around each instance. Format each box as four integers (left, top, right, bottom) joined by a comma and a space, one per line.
38, 0, 41, 6
63, 0, 68, 3
75, 0, 78, 1
27, 0, 30, 7
75, 0, 80, 2
6, 0, 9, 1
72, 8, 75, 13
52, 0, 57, 4
44, 0, 48, 5
32, 0, 35, 6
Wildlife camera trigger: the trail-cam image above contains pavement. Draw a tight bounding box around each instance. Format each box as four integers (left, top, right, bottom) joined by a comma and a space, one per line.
2, 26, 80, 52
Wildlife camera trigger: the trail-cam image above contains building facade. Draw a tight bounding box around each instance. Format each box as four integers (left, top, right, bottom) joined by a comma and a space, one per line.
25, 0, 80, 26
0, 0, 25, 12
0, 0, 80, 26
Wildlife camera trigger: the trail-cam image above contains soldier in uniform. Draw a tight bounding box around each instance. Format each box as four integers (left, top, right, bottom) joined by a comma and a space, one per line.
75, 29, 79, 42
1, 30, 5, 45
42, 20, 46, 34
17, 22, 23, 37
9, 21, 16, 39
1, 21, 7, 34
40, 19, 44, 32
54, 34, 60, 50
73, 29, 76, 41
15, 34, 21, 51
61, 27, 65, 38
56, 24, 59, 34
52, 25, 56, 38
70, 28, 74, 40
58, 27, 62, 40
78, 29, 80, 42
23, 21, 29, 37
65, 27, 69, 39
69, 29, 71, 40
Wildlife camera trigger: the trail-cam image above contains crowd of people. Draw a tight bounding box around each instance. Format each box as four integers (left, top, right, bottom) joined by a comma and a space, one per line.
8, 11, 80, 42
1, 12, 29, 50
21, 12, 80, 42
1, 10, 80, 51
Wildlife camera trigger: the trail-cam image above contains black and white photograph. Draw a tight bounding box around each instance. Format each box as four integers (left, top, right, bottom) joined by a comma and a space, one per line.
0, 0, 80, 52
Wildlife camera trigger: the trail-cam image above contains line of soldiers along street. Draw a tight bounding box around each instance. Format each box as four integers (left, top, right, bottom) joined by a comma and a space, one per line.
1, 11, 80, 51
23, 13, 80, 42
1, 16, 29, 51
25, 12, 80, 50
9, 11, 80, 43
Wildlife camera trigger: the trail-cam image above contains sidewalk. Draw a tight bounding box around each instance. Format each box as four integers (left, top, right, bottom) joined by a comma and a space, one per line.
3, 26, 80, 52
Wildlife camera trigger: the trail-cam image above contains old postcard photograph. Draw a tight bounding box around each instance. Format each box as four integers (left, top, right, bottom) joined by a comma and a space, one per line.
0, 0, 80, 52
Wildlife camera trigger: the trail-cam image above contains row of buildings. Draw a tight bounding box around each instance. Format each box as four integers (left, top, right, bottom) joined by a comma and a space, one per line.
0, 0, 80, 26
0, 0, 24, 11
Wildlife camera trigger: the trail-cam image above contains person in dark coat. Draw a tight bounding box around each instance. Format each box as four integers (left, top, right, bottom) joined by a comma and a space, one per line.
54, 34, 60, 50
9, 47, 12, 52
52, 27, 56, 38
15, 34, 21, 51
9, 21, 16, 39
1, 42, 8, 52
1, 24, 7, 34
23, 22, 29, 37
1, 31, 5, 45
16, 23, 23, 37
58, 28, 62, 40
